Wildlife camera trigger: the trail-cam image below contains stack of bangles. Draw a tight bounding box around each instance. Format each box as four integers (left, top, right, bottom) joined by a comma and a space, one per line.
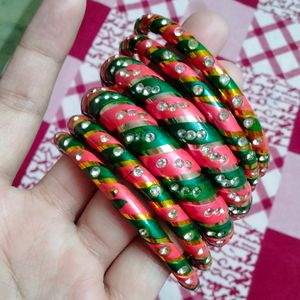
54, 14, 269, 290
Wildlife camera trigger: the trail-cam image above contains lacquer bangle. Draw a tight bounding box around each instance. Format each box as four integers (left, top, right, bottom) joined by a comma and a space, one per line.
100, 56, 252, 218
133, 14, 269, 176
54, 132, 199, 290
81, 87, 234, 245
68, 114, 212, 269
120, 35, 259, 186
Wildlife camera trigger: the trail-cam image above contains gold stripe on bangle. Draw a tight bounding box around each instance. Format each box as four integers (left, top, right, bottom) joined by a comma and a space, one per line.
151, 200, 176, 209
144, 237, 170, 244
122, 213, 153, 221
99, 102, 120, 116
145, 92, 182, 104
134, 181, 158, 189
93, 178, 118, 184
141, 144, 177, 155
79, 161, 100, 169
118, 120, 154, 132
167, 171, 200, 182
116, 159, 140, 167
67, 145, 84, 153
166, 115, 204, 125
178, 76, 199, 84
171, 220, 192, 227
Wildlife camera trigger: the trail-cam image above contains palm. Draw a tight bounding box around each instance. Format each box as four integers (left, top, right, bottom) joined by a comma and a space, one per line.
0, 0, 244, 299
0, 187, 99, 298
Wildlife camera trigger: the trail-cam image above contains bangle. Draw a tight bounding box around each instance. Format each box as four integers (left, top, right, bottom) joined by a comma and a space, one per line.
82, 87, 235, 244
100, 56, 252, 219
54, 132, 199, 290
68, 113, 212, 269
133, 14, 269, 175
120, 34, 260, 186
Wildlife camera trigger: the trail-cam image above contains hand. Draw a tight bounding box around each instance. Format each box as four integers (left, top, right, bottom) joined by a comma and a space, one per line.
0, 1, 245, 299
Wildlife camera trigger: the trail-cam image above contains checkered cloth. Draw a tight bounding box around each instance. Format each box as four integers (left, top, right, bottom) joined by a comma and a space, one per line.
15, 0, 300, 299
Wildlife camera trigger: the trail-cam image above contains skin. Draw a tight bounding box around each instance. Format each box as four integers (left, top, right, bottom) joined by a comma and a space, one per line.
0, 1, 244, 299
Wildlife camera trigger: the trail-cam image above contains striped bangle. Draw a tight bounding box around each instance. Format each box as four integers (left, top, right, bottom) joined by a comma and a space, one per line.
100, 56, 252, 219
133, 14, 269, 176
54, 132, 199, 290
68, 114, 212, 269
82, 87, 234, 244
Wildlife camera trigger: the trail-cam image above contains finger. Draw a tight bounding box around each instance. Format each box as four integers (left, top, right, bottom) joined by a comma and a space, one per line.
182, 10, 229, 55
55, 133, 199, 290
77, 189, 136, 271
220, 60, 244, 88
34, 155, 96, 220
0, 0, 86, 183
105, 238, 169, 300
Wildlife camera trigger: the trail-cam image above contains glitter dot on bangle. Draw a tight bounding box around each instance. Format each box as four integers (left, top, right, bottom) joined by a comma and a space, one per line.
75, 152, 83, 161
188, 39, 198, 50
174, 158, 184, 168
150, 185, 161, 197
177, 129, 186, 138
133, 166, 144, 177
170, 183, 179, 191
81, 120, 91, 129
113, 146, 124, 157
184, 231, 194, 241
168, 208, 178, 219
204, 56, 215, 67
125, 134, 134, 144
135, 83, 144, 93
244, 118, 254, 128
145, 132, 156, 142
219, 73, 230, 86
156, 158, 168, 168
185, 130, 196, 140
175, 63, 186, 74
100, 135, 109, 143
163, 50, 173, 60
253, 137, 263, 146
219, 110, 230, 121
238, 136, 248, 147
174, 27, 184, 36
139, 228, 149, 237
116, 111, 126, 120
151, 86, 160, 94
177, 265, 190, 275
232, 96, 243, 107
90, 166, 101, 178
157, 102, 168, 111
197, 129, 207, 139
192, 84, 204, 96
159, 246, 170, 255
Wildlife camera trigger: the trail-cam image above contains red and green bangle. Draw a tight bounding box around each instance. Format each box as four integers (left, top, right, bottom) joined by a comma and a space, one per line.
68, 114, 212, 269
54, 133, 199, 290
82, 87, 234, 246
120, 35, 259, 186
133, 14, 269, 176
100, 56, 252, 218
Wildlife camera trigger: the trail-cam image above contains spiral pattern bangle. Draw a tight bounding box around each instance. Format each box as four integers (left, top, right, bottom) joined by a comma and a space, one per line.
120, 34, 259, 187
54, 132, 199, 290
100, 56, 252, 218
82, 87, 234, 245
133, 14, 269, 176
68, 114, 212, 269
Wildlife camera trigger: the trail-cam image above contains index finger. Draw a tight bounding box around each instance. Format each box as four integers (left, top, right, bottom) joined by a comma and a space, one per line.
0, 0, 86, 184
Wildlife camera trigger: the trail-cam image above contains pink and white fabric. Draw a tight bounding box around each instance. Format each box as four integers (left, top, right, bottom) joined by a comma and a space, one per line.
15, 0, 300, 299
